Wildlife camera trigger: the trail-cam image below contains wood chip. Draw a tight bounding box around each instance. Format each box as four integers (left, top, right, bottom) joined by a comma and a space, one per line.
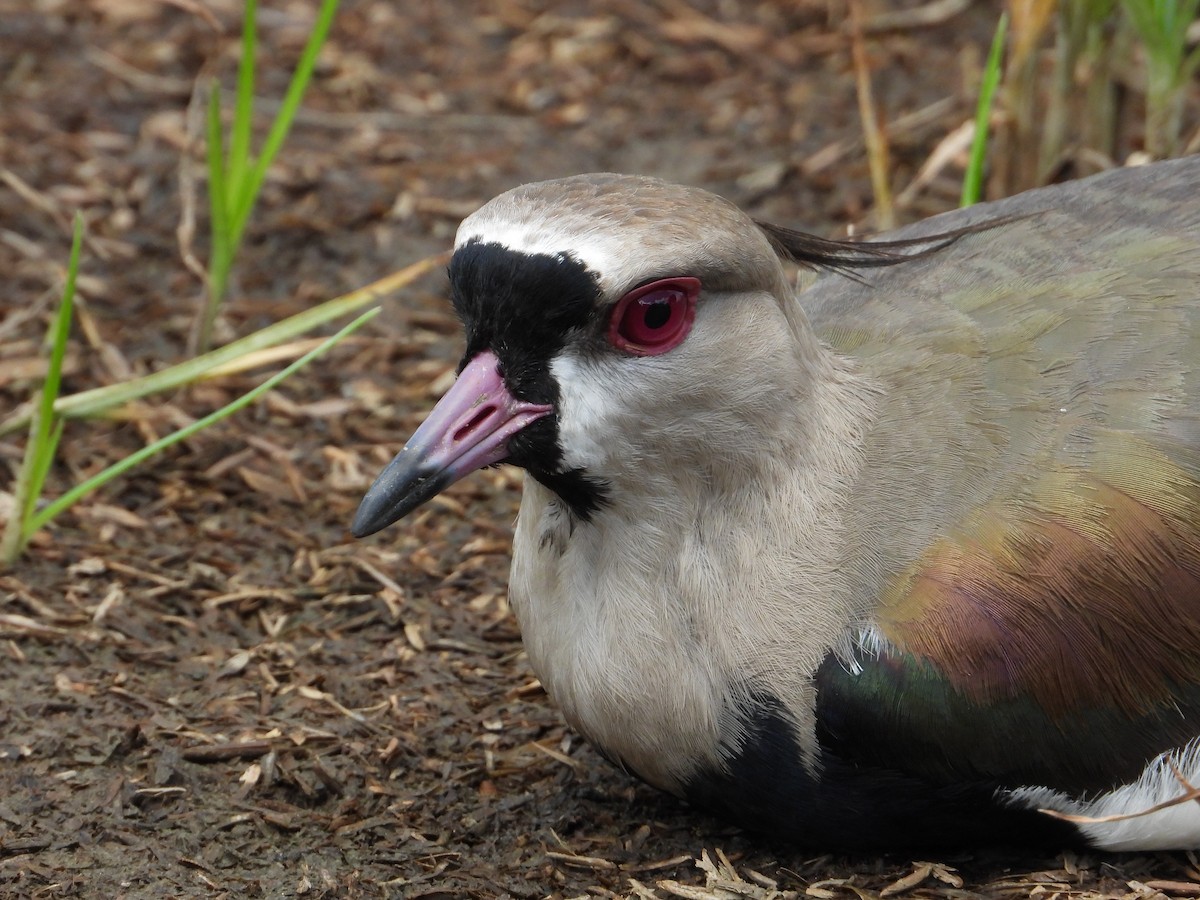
296, 685, 368, 722
530, 740, 581, 770
91, 584, 124, 624
135, 786, 187, 798
881, 862, 933, 896
403, 621, 426, 651
627, 854, 693, 874
204, 588, 293, 608
657, 881, 719, 900
237, 466, 302, 504
182, 741, 272, 763
806, 879, 848, 899
860, 0, 971, 32
545, 850, 617, 871
1145, 881, 1200, 896
81, 503, 149, 529
0, 614, 68, 638
0, 837, 52, 856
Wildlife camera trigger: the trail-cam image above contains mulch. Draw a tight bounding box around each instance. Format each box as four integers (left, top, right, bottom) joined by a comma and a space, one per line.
2, 0, 1199, 896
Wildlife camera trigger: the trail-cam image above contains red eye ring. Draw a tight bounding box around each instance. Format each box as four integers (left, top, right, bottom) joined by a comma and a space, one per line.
606, 277, 700, 356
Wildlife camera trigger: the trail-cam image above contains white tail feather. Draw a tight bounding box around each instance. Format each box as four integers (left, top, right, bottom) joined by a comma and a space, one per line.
1004, 739, 1200, 851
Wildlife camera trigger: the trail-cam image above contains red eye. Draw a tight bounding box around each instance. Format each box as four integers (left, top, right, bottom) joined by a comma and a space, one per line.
607, 277, 700, 355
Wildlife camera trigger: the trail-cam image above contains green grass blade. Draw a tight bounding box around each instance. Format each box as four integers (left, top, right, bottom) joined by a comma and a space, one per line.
963, 13, 1008, 207
227, 0, 259, 210
203, 78, 234, 352
0, 411, 41, 565
24, 418, 64, 527
27, 307, 380, 536
0, 254, 443, 437
25, 215, 83, 517
1, 215, 83, 564
38, 215, 83, 431
1122, 0, 1200, 156
232, 0, 340, 232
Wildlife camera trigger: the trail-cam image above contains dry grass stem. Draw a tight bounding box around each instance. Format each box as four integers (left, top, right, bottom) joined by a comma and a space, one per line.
847, 0, 894, 229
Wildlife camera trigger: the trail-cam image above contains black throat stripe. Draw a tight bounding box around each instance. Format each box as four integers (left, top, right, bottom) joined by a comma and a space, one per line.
447, 239, 610, 520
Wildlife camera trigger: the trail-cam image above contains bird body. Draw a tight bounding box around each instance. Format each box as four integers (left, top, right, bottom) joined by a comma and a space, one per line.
354, 157, 1200, 850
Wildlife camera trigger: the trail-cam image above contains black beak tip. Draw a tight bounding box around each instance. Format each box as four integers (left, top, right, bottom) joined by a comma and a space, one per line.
350, 506, 385, 539
350, 461, 453, 540
350, 487, 397, 538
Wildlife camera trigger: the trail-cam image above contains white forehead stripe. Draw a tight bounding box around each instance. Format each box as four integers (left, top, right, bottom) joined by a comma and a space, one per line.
451, 173, 782, 297
455, 220, 622, 288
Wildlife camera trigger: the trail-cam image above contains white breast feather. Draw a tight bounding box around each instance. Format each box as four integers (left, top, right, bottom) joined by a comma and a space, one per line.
508, 291, 882, 792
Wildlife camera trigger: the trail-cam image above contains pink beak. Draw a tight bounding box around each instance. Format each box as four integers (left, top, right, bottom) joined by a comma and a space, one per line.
352, 350, 553, 537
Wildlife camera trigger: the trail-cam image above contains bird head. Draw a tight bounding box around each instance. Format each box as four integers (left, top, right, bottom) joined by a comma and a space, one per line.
351, 173, 827, 538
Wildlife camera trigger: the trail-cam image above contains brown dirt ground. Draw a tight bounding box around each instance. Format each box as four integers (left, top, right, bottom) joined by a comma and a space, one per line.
3, 1, 1200, 897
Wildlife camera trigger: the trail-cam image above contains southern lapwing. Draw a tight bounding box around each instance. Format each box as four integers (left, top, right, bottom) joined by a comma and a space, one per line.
353, 157, 1200, 850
